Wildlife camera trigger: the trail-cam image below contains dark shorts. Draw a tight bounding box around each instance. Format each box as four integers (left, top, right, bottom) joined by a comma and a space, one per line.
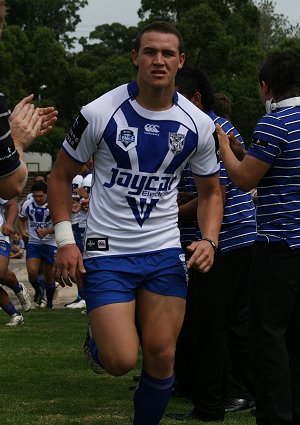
0, 240, 10, 258
83, 248, 188, 313
26, 243, 57, 265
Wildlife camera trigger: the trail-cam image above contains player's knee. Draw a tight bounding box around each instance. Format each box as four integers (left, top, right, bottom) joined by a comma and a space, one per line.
144, 344, 175, 372
102, 353, 136, 377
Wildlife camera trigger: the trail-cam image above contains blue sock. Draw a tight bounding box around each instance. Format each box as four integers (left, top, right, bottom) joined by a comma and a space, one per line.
45, 283, 56, 307
29, 279, 41, 294
13, 282, 23, 294
78, 287, 84, 300
38, 274, 46, 291
132, 370, 175, 425
2, 302, 19, 317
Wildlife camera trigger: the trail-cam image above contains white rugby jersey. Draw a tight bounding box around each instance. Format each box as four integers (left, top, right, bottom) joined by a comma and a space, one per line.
19, 198, 56, 246
78, 171, 93, 228
71, 174, 83, 225
62, 81, 219, 257
0, 198, 9, 243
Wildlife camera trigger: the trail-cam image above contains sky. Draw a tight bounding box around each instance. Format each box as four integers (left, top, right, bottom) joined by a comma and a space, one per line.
72, 0, 300, 49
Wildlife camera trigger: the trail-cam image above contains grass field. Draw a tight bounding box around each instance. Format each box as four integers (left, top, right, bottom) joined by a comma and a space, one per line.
0, 308, 256, 424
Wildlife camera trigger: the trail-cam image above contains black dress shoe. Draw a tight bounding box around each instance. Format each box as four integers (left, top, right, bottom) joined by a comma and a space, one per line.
166, 407, 224, 422
225, 398, 255, 413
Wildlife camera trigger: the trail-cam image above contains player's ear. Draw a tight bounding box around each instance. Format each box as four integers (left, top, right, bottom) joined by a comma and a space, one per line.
178, 53, 185, 69
131, 49, 139, 67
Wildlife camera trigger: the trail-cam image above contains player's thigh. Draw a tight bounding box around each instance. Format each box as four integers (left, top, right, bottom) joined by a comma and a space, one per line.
26, 258, 42, 277
89, 300, 139, 367
137, 289, 186, 352
0, 253, 9, 279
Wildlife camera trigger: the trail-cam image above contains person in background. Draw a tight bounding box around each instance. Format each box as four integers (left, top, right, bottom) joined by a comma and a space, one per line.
218, 51, 300, 425
48, 21, 223, 425
10, 231, 25, 259
18, 181, 57, 309
0, 0, 58, 200
213, 92, 232, 121
168, 67, 255, 422
0, 198, 31, 314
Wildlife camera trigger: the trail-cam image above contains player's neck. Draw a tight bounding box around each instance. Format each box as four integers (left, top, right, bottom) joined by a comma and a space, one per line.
136, 83, 174, 111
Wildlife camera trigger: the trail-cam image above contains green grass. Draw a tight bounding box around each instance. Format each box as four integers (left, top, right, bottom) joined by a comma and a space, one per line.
0, 309, 256, 424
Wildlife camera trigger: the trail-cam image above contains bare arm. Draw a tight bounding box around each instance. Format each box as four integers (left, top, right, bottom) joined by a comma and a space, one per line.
217, 124, 271, 191
2, 199, 19, 236
48, 149, 86, 286
186, 172, 223, 273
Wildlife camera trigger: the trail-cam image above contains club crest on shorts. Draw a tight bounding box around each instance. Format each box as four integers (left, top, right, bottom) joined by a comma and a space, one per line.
116, 127, 138, 151
169, 132, 185, 155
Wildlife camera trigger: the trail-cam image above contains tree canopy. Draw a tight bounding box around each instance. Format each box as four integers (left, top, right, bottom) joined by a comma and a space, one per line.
1, 0, 299, 160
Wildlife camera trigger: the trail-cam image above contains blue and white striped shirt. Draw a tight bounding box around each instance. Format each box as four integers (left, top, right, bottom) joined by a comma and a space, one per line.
248, 105, 300, 249
179, 111, 256, 252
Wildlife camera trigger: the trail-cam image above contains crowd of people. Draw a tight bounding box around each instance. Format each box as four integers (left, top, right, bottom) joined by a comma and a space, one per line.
1, 2, 300, 423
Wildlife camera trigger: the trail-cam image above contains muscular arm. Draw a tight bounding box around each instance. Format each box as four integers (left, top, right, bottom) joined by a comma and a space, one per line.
2, 199, 19, 235
186, 172, 223, 272
48, 149, 86, 286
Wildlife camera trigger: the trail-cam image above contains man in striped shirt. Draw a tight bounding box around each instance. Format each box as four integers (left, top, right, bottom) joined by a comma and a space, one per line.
169, 67, 256, 422
218, 52, 300, 425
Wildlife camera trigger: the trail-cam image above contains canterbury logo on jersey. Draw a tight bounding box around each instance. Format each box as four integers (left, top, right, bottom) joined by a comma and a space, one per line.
144, 124, 160, 135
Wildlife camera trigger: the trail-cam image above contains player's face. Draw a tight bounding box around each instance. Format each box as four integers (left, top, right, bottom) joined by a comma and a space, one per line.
32, 191, 47, 206
131, 31, 185, 91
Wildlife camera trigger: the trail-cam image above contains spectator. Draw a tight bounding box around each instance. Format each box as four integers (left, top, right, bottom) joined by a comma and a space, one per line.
218, 51, 300, 425
10, 231, 25, 259
168, 67, 256, 422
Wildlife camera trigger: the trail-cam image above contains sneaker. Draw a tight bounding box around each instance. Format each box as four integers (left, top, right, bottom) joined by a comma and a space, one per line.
39, 299, 47, 308
81, 308, 87, 315
66, 299, 86, 309
64, 298, 80, 307
6, 313, 24, 327
16, 282, 32, 312
83, 326, 106, 374
34, 290, 43, 307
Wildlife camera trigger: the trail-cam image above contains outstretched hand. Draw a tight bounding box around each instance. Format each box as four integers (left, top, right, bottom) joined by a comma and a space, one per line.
9, 94, 58, 151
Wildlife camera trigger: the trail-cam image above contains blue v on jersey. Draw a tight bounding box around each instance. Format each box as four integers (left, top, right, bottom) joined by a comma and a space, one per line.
248, 104, 300, 249
62, 81, 220, 258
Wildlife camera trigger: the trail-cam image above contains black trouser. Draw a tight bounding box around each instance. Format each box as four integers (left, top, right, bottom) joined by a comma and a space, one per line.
174, 246, 254, 418
249, 241, 300, 425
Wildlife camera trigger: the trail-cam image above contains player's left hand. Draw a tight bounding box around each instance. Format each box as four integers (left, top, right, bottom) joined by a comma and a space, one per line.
186, 240, 216, 273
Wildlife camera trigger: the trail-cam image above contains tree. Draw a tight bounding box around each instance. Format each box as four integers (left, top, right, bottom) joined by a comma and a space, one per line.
5, 0, 88, 48
256, 0, 300, 51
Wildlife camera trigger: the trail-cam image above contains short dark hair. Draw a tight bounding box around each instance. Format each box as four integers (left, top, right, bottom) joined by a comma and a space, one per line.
213, 93, 232, 120
133, 21, 184, 54
175, 67, 214, 112
259, 52, 300, 99
31, 181, 47, 194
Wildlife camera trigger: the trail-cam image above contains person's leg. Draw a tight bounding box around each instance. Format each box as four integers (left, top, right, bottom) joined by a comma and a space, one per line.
173, 264, 198, 397
26, 245, 43, 304
88, 300, 140, 375
249, 241, 298, 425
0, 248, 32, 311
0, 286, 24, 326
133, 290, 185, 425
